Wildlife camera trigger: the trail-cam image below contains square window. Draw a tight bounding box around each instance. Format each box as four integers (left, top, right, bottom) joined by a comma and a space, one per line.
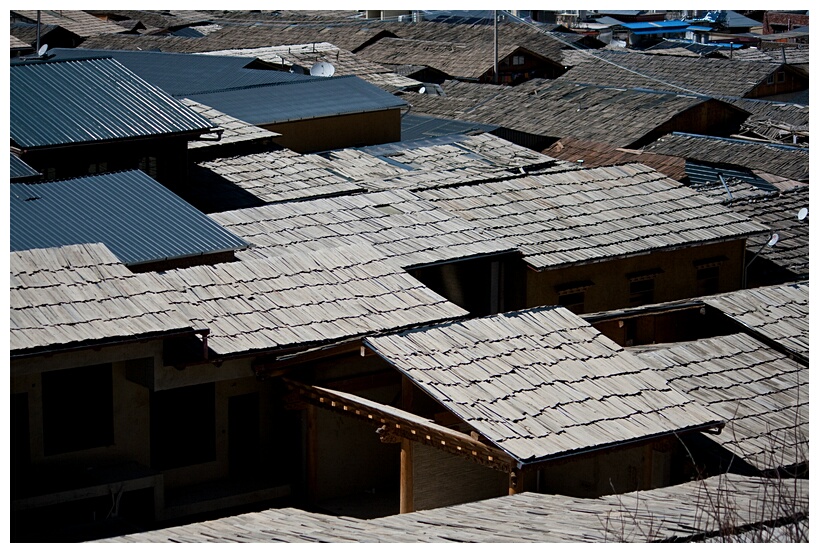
512, 55, 525, 66
42, 364, 114, 455
629, 279, 655, 306
151, 383, 215, 470
696, 266, 720, 296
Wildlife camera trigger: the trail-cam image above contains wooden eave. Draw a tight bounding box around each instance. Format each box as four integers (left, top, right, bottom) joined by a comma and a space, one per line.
283, 378, 516, 472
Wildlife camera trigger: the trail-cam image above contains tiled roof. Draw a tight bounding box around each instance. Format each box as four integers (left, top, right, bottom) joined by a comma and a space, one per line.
181, 98, 281, 152
365, 306, 721, 463
403, 79, 743, 148
702, 281, 809, 361
634, 333, 808, 471
10, 170, 249, 267
10, 57, 215, 149
193, 149, 364, 206
400, 113, 499, 142
12, 10, 127, 38
156, 244, 468, 356
415, 163, 769, 270
96, 473, 808, 543
643, 133, 809, 183
733, 45, 809, 65
695, 183, 809, 277
10, 34, 32, 50
10, 243, 195, 356
544, 137, 686, 180
211, 189, 518, 270
560, 49, 785, 98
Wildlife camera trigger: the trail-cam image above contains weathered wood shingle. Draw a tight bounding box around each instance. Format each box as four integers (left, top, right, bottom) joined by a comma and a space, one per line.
365, 306, 722, 463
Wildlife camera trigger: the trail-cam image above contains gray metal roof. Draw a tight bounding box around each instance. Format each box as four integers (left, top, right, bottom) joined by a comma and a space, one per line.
95, 473, 807, 543
365, 306, 722, 463
634, 333, 808, 472
10, 170, 249, 266
185, 75, 407, 125
10, 57, 214, 149
46, 47, 313, 97
10, 243, 196, 356
9, 153, 40, 181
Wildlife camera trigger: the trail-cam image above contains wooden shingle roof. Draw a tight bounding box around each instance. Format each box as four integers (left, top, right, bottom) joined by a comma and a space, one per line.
96, 473, 807, 543
403, 79, 746, 148
634, 333, 808, 472
695, 183, 809, 277
365, 306, 722, 463
211, 189, 518, 270
702, 281, 809, 361
544, 137, 686, 180
10, 243, 195, 356
560, 49, 786, 98
156, 244, 467, 357
12, 10, 127, 38
643, 133, 809, 183
182, 98, 281, 151
415, 163, 769, 270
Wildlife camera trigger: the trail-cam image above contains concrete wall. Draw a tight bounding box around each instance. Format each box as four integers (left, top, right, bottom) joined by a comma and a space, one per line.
526, 240, 746, 315
264, 109, 401, 153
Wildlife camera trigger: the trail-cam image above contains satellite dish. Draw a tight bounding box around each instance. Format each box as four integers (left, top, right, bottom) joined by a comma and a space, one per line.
418, 86, 426, 94
798, 207, 808, 221
767, 233, 780, 248
309, 61, 335, 78
37, 43, 49, 56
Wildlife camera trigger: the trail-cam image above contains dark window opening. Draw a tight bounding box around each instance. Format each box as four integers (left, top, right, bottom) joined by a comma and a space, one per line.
42, 364, 114, 456
696, 266, 720, 296
629, 278, 655, 306
777, 70, 786, 83
151, 383, 215, 470
558, 291, 585, 314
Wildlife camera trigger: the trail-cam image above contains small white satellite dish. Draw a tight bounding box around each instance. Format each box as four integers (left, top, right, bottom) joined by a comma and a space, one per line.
418, 86, 426, 94
767, 233, 780, 248
797, 207, 808, 221
38, 43, 49, 56
309, 61, 335, 77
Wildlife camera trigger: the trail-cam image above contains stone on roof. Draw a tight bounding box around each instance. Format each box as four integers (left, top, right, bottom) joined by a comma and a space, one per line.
634, 333, 808, 472
415, 163, 769, 270
156, 244, 468, 356
365, 306, 722, 463
10, 243, 194, 356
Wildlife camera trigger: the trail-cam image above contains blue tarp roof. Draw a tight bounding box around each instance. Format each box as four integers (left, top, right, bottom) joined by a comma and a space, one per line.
10, 153, 41, 181
186, 75, 407, 125
46, 48, 313, 97
10, 170, 249, 266
10, 57, 214, 149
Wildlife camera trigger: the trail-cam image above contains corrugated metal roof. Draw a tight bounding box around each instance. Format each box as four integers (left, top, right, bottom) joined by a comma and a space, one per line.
96, 473, 807, 543
10, 57, 214, 149
686, 160, 776, 189
9, 153, 41, 181
365, 306, 722, 463
46, 48, 314, 97
10, 170, 249, 266
186, 75, 407, 125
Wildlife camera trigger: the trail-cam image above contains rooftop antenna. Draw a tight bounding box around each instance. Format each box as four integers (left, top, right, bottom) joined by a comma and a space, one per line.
309, 61, 335, 77
493, 10, 499, 84
797, 207, 808, 221
743, 233, 780, 288
36, 10, 41, 55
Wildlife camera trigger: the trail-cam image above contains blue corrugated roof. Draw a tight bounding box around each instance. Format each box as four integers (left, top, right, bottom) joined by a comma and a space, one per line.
10, 57, 215, 149
632, 28, 688, 36
46, 48, 314, 96
622, 20, 689, 30
400, 113, 498, 142
10, 153, 41, 181
186, 75, 407, 125
10, 170, 249, 266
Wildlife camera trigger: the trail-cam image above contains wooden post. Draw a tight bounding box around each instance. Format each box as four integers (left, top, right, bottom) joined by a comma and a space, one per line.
400, 439, 414, 513
306, 404, 318, 504
400, 376, 414, 513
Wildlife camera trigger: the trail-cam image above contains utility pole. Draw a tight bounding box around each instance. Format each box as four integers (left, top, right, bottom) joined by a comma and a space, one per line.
494, 10, 499, 84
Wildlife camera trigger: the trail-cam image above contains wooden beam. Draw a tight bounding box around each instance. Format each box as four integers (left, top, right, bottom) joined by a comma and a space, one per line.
306, 404, 318, 504
400, 439, 414, 514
